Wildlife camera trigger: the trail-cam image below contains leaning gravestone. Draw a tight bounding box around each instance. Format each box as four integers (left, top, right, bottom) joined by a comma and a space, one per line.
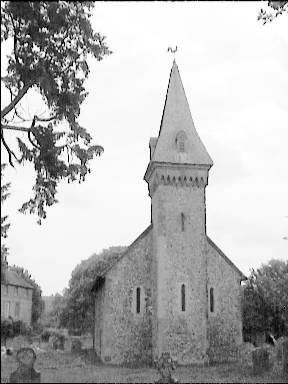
252, 347, 270, 375
154, 352, 178, 384
10, 347, 41, 383
283, 339, 288, 377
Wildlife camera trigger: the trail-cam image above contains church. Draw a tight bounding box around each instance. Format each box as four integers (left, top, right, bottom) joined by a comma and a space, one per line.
91, 60, 246, 365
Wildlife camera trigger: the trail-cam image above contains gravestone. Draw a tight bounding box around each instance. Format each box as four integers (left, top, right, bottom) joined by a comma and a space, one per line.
252, 347, 270, 375
154, 352, 178, 384
71, 338, 82, 353
50, 334, 64, 350
10, 347, 41, 383
283, 340, 288, 377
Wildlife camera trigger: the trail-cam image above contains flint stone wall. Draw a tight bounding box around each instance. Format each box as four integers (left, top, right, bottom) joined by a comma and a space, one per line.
207, 239, 243, 363
94, 227, 153, 365
152, 184, 208, 365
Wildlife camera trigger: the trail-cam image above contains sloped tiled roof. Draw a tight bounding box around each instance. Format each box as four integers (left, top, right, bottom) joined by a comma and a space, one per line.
151, 60, 213, 166
2, 269, 34, 289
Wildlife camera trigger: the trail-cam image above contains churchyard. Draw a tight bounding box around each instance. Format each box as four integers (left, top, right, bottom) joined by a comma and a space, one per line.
1, 335, 287, 383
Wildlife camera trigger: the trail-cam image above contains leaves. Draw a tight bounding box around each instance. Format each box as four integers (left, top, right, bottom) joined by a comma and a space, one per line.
1, 1, 111, 223
2, 1, 111, 119
1, 164, 10, 249
258, 1, 288, 24
243, 259, 288, 339
57, 246, 127, 333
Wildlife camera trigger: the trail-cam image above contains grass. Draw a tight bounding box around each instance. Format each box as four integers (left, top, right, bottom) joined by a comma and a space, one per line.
1, 339, 287, 383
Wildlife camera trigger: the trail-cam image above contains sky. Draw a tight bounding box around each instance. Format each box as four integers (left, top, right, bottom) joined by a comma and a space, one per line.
1, 2, 287, 295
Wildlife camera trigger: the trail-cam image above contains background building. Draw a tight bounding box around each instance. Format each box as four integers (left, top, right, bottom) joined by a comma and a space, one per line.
1, 254, 33, 324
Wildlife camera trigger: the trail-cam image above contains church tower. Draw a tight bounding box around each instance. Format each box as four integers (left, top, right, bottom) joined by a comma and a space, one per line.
144, 60, 213, 364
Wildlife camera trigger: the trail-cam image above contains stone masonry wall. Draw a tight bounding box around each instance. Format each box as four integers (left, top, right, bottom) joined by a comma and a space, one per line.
94, 226, 153, 365
94, 283, 104, 357
207, 240, 243, 363
152, 180, 208, 365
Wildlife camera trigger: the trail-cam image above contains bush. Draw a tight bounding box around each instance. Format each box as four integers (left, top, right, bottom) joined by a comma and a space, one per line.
1, 319, 32, 343
1, 319, 14, 341
32, 321, 44, 335
12, 320, 32, 337
41, 329, 51, 342
41, 328, 66, 345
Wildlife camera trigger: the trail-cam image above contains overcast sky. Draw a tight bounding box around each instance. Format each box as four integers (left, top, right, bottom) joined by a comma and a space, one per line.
1, 2, 287, 295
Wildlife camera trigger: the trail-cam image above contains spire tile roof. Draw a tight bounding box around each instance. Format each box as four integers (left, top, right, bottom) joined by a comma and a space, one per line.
152, 60, 213, 166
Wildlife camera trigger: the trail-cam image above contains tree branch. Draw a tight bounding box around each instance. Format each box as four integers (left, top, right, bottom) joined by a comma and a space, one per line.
14, 108, 30, 122
1, 81, 34, 120
1, 129, 19, 166
1, 124, 31, 132
36, 115, 57, 122
28, 130, 40, 149
27, 117, 39, 149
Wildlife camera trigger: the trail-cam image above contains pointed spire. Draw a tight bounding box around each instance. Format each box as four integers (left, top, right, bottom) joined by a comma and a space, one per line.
151, 61, 213, 166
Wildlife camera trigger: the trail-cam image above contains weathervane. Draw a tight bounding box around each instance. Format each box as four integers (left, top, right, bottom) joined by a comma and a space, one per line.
167, 46, 178, 60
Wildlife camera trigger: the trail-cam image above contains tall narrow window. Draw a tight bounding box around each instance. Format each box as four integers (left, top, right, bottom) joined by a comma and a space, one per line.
4, 302, 10, 318
15, 302, 20, 318
210, 287, 214, 313
136, 287, 141, 314
181, 213, 185, 232
181, 284, 186, 312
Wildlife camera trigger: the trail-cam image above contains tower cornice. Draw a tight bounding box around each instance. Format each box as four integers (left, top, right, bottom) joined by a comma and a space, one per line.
144, 161, 211, 183
144, 161, 211, 197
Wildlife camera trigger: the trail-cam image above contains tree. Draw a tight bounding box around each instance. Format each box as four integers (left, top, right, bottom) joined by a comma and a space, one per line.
258, 1, 288, 24
1, 1, 111, 224
10, 265, 45, 324
60, 246, 126, 334
243, 259, 288, 340
42, 292, 68, 328
1, 164, 10, 276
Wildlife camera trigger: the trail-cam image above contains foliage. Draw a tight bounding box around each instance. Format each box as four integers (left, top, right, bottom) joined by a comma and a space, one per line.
154, 352, 178, 382
59, 246, 126, 334
42, 292, 67, 328
41, 328, 66, 348
1, 164, 10, 239
1, 1, 111, 223
243, 259, 288, 339
1, 164, 10, 272
12, 319, 32, 337
258, 1, 288, 24
1, 318, 31, 342
10, 265, 45, 324
1, 319, 14, 342
41, 329, 51, 342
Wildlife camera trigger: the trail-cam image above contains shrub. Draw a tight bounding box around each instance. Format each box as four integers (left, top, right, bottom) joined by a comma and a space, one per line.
41, 328, 66, 346
12, 320, 32, 337
32, 321, 44, 335
41, 329, 51, 342
1, 319, 32, 343
1, 319, 14, 342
